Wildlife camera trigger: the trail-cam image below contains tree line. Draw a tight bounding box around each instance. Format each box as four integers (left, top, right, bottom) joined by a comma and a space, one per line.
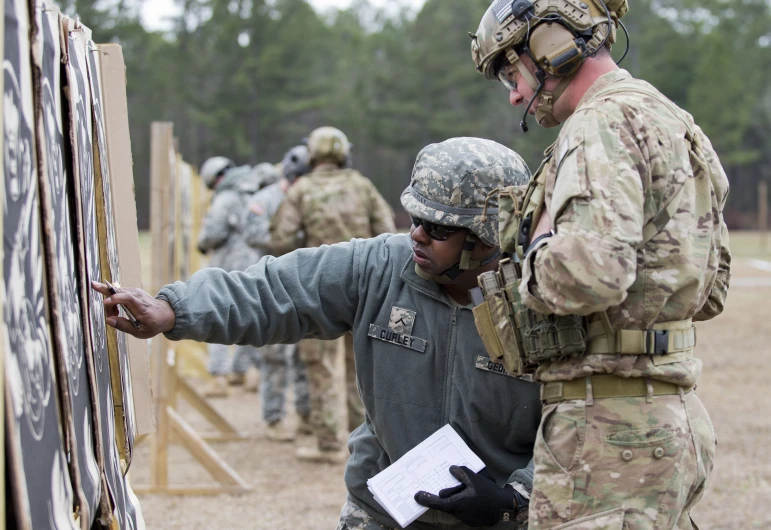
58, 0, 771, 229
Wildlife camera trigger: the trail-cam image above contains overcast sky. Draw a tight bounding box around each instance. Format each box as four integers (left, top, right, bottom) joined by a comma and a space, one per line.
141, 0, 424, 31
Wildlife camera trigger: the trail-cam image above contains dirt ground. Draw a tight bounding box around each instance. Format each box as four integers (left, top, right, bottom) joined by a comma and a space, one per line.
131, 233, 771, 530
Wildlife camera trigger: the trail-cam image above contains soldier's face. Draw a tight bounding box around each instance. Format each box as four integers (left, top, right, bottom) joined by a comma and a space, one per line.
410, 223, 470, 275
506, 53, 560, 111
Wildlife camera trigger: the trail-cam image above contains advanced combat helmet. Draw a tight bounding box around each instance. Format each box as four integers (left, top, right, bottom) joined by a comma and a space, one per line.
471, 0, 628, 130
400, 137, 531, 283
281, 145, 311, 183
200, 156, 236, 189
307, 126, 351, 167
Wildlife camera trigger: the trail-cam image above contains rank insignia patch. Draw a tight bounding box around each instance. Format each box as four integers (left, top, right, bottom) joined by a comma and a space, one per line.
388, 306, 416, 335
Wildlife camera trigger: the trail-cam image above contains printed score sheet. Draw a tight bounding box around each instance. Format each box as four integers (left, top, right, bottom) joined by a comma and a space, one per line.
367, 424, 485, 528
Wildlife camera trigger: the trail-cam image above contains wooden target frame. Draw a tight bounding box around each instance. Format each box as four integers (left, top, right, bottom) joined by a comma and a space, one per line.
132, 122, 250, 496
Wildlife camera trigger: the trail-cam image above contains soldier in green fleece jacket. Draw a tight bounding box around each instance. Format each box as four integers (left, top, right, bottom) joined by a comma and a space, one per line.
93, 137, 540, 529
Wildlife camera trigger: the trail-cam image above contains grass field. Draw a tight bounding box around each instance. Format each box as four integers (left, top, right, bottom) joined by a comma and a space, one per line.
132, 231, 771, 530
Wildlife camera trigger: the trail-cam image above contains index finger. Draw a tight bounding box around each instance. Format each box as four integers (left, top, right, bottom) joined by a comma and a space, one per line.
91, 281, 113, 297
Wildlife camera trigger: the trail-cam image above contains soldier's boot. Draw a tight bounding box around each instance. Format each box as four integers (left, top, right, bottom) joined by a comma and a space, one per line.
296, 415, 314, 437
203, 375, 229, 398
295, 446, 347, 465
244, 369, 259, 393
266, 421, 295, 442
228, 372, 247, 386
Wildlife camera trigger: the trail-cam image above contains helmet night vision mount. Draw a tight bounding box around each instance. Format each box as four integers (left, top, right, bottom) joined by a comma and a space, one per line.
472, 0, 629, 132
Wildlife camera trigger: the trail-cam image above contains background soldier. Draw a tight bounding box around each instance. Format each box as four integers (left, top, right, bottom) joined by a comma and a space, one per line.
93, 137, 539, 530
243, 145, 312, 442
441, 0, 731, 528
197, 156, 263, 396
269, 126, 396, 463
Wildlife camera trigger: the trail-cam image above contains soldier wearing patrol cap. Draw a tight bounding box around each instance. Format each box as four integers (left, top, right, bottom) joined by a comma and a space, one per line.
447, 0, 731, 528
92, 137, 541, 530
269, 126, 397, 464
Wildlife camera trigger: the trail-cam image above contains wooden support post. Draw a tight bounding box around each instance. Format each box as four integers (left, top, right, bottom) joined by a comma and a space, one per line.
760, 180, 768, 253
166, 407, 250, 490
149, 122, 174, 488
174, 341, 211, 380
176, 378, 246, 442
140, 122, 249, 494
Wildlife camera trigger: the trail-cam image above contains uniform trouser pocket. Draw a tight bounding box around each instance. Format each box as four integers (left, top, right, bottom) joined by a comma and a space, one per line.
552, 507, 625, 530
530, 394, 709, 530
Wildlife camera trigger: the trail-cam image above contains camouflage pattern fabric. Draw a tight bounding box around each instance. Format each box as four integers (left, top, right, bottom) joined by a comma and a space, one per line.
242, 181, 311, 422
269, 166, 396, 254
344, 333, 365, 431
261, 343, 310, 424
197, 165, 263, 272
199, 166, 263, 376
231, 344, 261, 374
269, 165, 395, 448
518, 70, 731, 389
400, 137, 530, 247
512, 69, 729, 528
243, 180, 287, 252
336, 499, 395, 530
207, 343, 260, 375
207, 343, 231, 376
299, 337, 343, 451
529, 391, 716, 529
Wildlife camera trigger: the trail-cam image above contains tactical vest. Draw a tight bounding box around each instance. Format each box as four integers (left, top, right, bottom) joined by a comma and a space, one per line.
473, 82, 708, 376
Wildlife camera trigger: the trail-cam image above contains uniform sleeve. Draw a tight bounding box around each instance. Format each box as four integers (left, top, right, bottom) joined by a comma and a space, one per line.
694, 195, 732, 321
157, 240, 363, 347
197, 191, 239, 252
367, 180, 396, 236
268, 187, 304, 255
520, 108, 643, 316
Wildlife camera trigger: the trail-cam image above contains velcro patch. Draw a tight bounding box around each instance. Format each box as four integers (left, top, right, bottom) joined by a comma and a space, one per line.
475, 356, 534, 382
368, 324, 427, 353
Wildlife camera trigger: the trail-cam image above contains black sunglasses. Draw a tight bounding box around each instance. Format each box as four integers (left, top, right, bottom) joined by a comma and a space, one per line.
410, 216, 461, 241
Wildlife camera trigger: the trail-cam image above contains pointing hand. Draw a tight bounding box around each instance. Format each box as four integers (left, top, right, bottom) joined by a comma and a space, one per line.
91, 281, 176, 339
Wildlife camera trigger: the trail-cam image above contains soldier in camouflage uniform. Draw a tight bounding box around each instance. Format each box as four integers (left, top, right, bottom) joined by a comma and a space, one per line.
269, 127, 396, 463
243, 146, 312, 442
452, 1, 730, 528
197, 157, 263, 396
95, 137, 540, 530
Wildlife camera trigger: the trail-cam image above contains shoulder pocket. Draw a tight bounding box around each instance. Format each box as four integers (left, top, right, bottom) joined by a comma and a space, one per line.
550, 138, 589, 223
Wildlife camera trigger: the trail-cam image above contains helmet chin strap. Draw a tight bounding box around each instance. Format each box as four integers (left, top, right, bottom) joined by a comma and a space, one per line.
508, 48, 574, 132
415, 234, 501, 284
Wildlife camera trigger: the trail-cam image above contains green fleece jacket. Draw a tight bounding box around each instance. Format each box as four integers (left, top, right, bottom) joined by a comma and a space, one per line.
158, 233, 540, 529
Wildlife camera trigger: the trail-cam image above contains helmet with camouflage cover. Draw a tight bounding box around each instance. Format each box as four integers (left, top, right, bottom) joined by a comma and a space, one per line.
281, 145, 311, 183
471, 0, 628, 130
307, 126, 351, 167
200, 156, 236, 189
253, 162, 280, 188
401, 137, 531, 282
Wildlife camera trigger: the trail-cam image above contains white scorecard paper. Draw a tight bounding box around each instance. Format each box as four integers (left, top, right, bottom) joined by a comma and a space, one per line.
367, 424, 485, 528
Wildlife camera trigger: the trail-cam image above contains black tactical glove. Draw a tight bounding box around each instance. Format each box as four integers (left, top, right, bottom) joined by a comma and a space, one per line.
414, 466, 528, 527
